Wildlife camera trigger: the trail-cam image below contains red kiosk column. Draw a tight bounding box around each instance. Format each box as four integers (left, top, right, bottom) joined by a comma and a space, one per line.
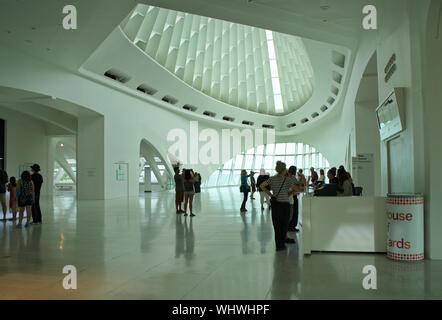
386, 194, 424, 261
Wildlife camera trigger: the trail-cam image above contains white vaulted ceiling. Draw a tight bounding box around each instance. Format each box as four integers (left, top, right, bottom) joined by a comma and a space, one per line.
120, 4, 315, 115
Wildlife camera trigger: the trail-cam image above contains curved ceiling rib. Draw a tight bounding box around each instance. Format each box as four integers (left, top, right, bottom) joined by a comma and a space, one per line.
120, 4, 315, 116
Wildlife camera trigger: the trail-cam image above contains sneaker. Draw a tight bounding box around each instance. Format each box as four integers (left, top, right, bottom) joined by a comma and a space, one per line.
184, 213, 188, 216
190, 213, 195, 217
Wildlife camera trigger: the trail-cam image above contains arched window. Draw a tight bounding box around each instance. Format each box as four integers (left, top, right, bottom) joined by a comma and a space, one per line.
203, 143, 330, 187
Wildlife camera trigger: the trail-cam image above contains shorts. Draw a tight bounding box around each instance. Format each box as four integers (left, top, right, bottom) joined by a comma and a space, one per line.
175, 191, 184, 203
184, 191, 194, 196
18, 195, 34, 208
0, 193, 5, 204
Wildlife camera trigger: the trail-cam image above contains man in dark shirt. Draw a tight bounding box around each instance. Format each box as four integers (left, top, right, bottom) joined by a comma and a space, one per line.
30, 164, 43, 224
0, 168, 8, 221
174, 167, 184, 214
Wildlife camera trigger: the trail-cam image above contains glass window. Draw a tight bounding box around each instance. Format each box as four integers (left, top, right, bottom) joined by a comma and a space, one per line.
204, 143, 330, 187
234, 155, 244, 169
275, 143, 286, 155
223, 158, 233, 169
286, 143, 296, 154
285, 156, 295, 166
231, 170, 241, 185
274, 156, 285, 165
244, 154, 254, 169
254, 155, 263, 170
264, 156, 274, 169
296, 155, 303, 169
246, 147, 255, 154
220, 170, 231, 185
208, 171, 219, 186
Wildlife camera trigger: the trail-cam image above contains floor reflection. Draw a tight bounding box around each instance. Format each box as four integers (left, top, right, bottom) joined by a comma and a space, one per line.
0, 186, 440, 299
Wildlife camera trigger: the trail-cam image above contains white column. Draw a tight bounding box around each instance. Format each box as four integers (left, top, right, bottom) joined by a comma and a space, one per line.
77, 116, 105, 200
144, 167, 152, 193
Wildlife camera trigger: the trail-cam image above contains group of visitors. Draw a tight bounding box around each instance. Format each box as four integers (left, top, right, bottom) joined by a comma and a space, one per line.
174, 167, 201, 217
326, 165, 354, 196
0, 164, 43, 228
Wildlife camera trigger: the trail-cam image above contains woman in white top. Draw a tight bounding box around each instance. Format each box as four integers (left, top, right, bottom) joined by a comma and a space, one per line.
337, 168, 353, 196
260, 161, 303, 251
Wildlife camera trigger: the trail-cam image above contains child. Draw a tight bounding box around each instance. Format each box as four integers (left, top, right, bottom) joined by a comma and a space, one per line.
7, 177, 18, 221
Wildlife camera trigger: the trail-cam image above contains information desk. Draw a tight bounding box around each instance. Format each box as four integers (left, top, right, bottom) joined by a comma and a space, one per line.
302, 195, 387, 255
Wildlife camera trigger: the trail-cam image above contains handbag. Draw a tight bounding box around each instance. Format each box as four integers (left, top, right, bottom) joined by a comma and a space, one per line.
270, 176, 286, 209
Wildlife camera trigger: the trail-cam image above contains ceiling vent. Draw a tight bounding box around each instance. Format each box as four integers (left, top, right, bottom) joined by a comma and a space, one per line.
242, 120, 254, 126
104, 69, 131, 83
223, 116, 235, 122
332, 71, 343, 84
262, 124, 275, 129
331, 86, 339, 96
137, 84, 157, 95
320, 105, 328, 112
327, 97, 336, 105
183, 104, 197, 112
203, 111, 216, 117
287, 123, 297, 128
311, 112, 319, 118
162, 95, 178, 105
332, 50, 346, 68
301, 118, 309, 124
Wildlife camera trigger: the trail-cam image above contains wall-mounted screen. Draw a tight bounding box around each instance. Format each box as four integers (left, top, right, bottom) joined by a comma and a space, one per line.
376, 89, 405, 141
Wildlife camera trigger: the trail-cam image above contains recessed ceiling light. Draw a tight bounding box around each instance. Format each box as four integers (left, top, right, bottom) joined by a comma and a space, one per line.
31, 26, 36, 30
24, 40, 32, 43
320, 5, 330, 10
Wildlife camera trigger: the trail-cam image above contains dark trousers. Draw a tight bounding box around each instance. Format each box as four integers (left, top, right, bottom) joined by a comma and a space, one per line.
241, 191, 249, 210
272, 201, 290, 249
288, 195, 299, 229
32, 194, 42, 223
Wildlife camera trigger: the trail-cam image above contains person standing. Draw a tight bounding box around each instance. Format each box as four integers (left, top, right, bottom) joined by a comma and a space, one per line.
194, 172, 201, 193
7, 177, 18, 221
240, 170, 254, 212
0, 168, 8, 221
249, 173, 256, 200
174, 167, 184, 214
257, 169, 270, 210
287, 166, 300, 233
183, 169, 195, 217
260, 161, 303, 251
30, 164, 43, 224
17, 170, 34, 228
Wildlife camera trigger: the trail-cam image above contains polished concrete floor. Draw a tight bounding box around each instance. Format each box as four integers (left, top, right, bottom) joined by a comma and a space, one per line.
0, 187, 441, 300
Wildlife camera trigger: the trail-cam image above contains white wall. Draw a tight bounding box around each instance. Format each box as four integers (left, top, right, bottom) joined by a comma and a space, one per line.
423, 0, 442, 259
0, 105, 50, 195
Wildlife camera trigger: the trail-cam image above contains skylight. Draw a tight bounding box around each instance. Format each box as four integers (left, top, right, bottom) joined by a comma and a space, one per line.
266, 30, 284, 113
